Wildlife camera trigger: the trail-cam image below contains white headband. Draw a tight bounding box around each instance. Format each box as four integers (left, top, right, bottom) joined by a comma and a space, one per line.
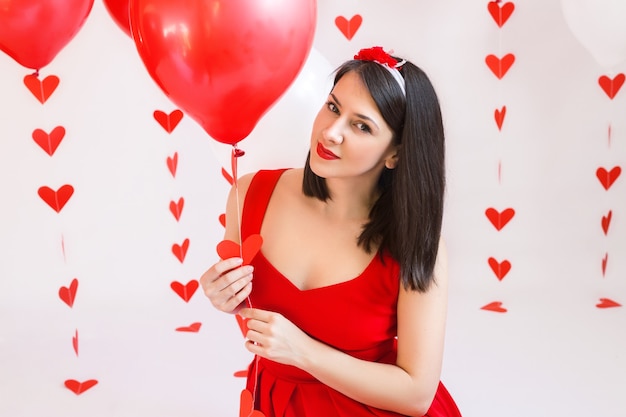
379, 60, 406, 95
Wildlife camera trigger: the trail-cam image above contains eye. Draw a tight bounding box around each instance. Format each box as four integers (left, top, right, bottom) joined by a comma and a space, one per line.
326, 101, 339, 114
355, 122, 372, 134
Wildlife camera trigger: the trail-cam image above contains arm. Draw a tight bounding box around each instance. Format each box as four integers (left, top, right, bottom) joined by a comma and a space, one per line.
199, 173, 255, 314
241, 238, 449, 416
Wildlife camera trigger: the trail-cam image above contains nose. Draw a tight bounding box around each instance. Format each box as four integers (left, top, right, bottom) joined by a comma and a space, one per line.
323, 120, 344, 145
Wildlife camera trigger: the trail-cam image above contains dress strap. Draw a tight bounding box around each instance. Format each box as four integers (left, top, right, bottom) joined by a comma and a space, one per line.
241, 169, 288, 240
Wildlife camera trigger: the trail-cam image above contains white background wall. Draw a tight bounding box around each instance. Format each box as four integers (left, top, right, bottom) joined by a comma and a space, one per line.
1, 1, 625, 416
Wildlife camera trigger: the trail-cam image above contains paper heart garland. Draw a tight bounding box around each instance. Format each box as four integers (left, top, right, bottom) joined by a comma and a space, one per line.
598, 73, 625, 99
23, 74, 59, 104
166, 152, 178, 178
240, 389, 266, 417
153, 109, 184, 133
485, 207, 515, 231
601, 210, 612, 235
172, 239, 190, 263
38, 184, 74, 213
485, 54, 515, 79
216, 234, 263, 265
64, 379, 98, 395
596, 166, 621, 190
170, 280, 198, 302
335, 15, 362, 40
481, 301, 507, 313
488, 257, 511, 281
169, 197, 184, 222
32, 126, 65, 156
488, 1, 515, 27
59, 278, 79, 308
175, 322, 202, 332
494, 106, 507, 131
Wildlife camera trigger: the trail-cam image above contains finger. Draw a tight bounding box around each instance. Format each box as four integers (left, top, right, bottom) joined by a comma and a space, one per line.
210, 273, 252, 308
213, 257, 244, 276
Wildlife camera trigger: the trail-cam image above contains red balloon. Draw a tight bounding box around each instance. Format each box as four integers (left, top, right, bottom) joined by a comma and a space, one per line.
130, 0, 316, 145
103, 0, 131, 38
0, 0, 94, 70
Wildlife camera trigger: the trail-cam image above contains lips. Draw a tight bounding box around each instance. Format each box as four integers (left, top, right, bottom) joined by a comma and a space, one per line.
316, 142, 339, 160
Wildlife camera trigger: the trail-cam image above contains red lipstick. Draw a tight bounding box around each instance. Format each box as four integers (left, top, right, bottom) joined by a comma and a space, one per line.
316, 142, 339, 160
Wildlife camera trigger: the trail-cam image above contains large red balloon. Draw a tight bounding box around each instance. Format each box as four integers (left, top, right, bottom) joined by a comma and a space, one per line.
130, 0, 316, 145
103, 0, 131, 38
0, 0, 94, 70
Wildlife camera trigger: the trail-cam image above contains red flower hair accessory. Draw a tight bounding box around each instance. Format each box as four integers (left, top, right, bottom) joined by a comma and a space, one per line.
354, 46, 406, 95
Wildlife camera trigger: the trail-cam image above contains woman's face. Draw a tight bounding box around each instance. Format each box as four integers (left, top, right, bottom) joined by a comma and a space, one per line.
309, 71, 398, 184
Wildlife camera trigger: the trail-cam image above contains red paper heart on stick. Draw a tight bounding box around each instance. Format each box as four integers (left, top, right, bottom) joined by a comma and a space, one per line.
130, 0, 316, 145
217, 235, 263, 265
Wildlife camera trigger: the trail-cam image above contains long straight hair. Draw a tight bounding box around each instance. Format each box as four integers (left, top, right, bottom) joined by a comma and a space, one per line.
303, 58, 445, 292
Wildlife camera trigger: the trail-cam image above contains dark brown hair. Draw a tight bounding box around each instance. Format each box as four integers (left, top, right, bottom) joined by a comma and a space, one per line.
303, 57, 445, 292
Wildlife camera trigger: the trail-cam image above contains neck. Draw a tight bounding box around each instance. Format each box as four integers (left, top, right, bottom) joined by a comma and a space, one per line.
319, 177, 379, 223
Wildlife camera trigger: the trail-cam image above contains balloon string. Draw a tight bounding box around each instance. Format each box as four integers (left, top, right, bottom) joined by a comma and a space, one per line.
231, 145, 260, 410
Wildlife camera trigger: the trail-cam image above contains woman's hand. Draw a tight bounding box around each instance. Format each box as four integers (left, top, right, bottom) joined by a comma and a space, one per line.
199, 258, 254, 314
239, 308, 313, 368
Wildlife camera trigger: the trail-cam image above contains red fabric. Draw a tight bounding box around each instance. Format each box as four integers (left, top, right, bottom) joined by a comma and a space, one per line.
242, 169, 461, 417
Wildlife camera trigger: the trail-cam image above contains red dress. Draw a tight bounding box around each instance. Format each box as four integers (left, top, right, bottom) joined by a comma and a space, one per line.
242, 169, 461, 417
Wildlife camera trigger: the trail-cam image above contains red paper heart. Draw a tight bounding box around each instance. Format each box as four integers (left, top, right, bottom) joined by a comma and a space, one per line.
485, 53, 515, 79
596, 298, 621, 309
176, 322, 202, 332
218, 213, 226, 228
602, 253, 608, 276
32, 126, 65, 156
166, 152, 178, 178
23, 74, 60, 104
59, 278, 78, 308
596, 166, 621, 190
485, 207, 515, 231
169, 197, 184, 221
38, 184, 74, 213
488, 257, 511, 281
65, 379, 98, 395
240, 389, 266, 417
598, 73, 625, 100
601, 210, 612, 235
233, 369, 248, 378
170, 280, 198, 302
153, 109, 184, 133
487, 1, 514, 28
216, 234, 263, 264
335, 15, 362, 41
172, 238, 190, 263
494, 106, 506, 131
481, 301, 507, 313
72, 330, 79, 357
236, 313, 249, 337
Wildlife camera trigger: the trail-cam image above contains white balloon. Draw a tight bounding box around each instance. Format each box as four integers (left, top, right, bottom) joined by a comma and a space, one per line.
561, 0, 626, 68
210, 48, 334, 177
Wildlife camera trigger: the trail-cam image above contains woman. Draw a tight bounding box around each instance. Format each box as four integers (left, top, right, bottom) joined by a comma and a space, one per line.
200, 46, 461, 417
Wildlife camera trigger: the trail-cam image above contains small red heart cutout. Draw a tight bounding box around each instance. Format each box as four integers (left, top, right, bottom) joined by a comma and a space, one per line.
72, 330, 79, 357
176, 322, 202, 332
216, 234, 263, 264
481, 301, 507, 313
153, 109, 184, 133
488, 257, 511, 281
172, 238, 190, 263
23, 74, 60, 104
598, 73, 625, 100
64, 379, 98, 395
485, 53, 515, 79
335, 15, 362, 40
236, 313, 249, 337
596, 298, 621, 309
38, 184, 74, 213
169, 197, 184, 222
170, 280, 199, 302
494, 106, 506, 131
485, 207, 515, 231
59, 278, 78, 308
32, 126, 65, 156
218, 213, 226, 228
233, 369, 248, 378
487, 1, 515, 27
596, 166, 621, 190
601, 210, 612, 235
240, 389, 266, 417
602, 253, 608, 276
166, 152, 178, 178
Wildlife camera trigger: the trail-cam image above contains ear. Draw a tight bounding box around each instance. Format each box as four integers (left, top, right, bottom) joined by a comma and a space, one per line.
384, 148, 399, 169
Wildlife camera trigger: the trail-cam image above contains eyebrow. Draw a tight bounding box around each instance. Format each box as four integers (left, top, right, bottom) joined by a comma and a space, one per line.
330, 93, 380, 130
